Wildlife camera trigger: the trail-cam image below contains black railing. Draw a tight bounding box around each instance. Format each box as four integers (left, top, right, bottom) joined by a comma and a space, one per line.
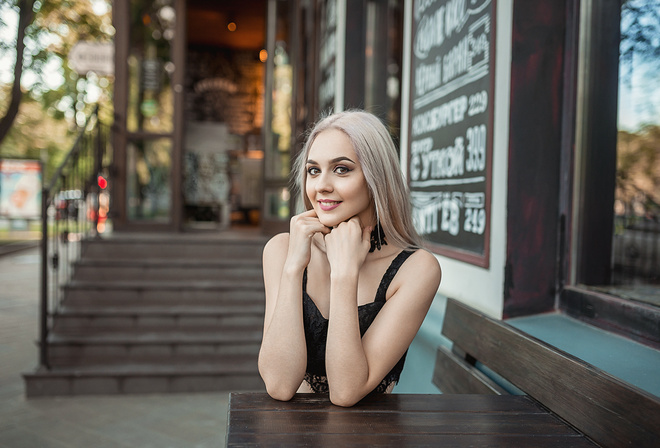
39, 106, 112, 369
612, 193, 660, 286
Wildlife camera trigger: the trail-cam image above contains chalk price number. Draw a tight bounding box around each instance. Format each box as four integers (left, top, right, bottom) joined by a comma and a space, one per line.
466, 124, 486, 172
467, 90, 488, 116
464, 207, 486, 235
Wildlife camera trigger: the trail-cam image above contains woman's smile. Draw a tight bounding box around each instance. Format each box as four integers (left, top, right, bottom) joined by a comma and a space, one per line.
318, 200, 342, 211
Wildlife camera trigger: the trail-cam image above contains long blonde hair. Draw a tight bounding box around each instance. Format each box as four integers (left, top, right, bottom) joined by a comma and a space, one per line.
293, 110, 422, 249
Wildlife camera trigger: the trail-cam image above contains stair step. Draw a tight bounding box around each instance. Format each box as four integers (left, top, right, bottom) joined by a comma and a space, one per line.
52, 305, 265, 334
72, 259, 263, 282
23, 359, 264, 397
81, 235, 267, 261
25, 231, 270, 397
47, 330, 263, 367
63, 280, 265, 306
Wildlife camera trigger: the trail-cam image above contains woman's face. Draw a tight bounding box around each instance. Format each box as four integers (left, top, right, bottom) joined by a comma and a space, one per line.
305, 129, 374, 228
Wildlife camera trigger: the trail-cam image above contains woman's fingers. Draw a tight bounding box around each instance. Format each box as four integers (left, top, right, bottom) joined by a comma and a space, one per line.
291, 211, 330, 238
324, 217, 371, 272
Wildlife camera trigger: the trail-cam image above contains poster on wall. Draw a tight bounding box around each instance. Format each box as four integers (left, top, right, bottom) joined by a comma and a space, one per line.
408, 0, 495, 267
0, 159, 42, 219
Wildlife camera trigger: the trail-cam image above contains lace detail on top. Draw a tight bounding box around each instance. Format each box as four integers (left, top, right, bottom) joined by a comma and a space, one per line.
302, 249, 415, 394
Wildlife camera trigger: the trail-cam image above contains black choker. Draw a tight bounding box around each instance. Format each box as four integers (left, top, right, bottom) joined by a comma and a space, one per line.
369, 223, 387, 252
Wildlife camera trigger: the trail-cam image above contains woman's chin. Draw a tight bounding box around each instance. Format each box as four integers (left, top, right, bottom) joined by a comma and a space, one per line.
316, 213, 341, 228
318, 218, 339, 228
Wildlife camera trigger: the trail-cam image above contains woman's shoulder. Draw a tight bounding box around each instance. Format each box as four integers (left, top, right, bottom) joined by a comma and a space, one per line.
398, 248, 442, 289
263, 232, 290, 258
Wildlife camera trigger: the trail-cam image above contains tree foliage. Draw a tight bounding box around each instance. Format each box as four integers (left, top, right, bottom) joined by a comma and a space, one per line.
0, 0, 113, 180
617, 124, 660, 213
621, 0, 660, 73
0, 0, 33, 143
620, 0, 660, 126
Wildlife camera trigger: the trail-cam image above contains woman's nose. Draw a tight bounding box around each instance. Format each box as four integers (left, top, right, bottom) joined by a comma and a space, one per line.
315, 173, 333, 192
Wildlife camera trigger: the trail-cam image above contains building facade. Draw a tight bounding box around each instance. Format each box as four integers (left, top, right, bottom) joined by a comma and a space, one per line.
109, 0, 659, 394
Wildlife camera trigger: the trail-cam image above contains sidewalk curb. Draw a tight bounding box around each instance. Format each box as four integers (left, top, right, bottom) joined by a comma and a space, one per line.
0, 241, 41, 258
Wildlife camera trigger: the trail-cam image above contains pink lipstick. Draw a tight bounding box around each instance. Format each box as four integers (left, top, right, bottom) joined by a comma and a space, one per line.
318, 200, 341, 211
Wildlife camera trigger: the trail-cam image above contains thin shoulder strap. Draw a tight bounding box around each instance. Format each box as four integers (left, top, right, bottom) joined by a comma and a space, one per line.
375, 249, 416, 303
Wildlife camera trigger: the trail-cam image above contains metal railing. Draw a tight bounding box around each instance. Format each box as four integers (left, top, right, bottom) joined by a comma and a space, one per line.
39, 106, 112, 369
612, 193, 660, 286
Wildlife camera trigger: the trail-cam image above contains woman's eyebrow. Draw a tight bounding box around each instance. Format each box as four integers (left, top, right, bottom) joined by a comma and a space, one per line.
306, 156, 356, 165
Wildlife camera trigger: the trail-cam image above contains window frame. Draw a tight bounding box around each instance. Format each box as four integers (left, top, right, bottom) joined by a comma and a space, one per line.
560, 0, 660, 349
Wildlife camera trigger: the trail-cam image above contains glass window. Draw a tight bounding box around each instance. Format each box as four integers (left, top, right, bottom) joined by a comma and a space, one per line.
267, 40, 293, 181
127, 0, 176, 133
262, 0, 293, 226
264, 187, 291, 221
610, 0, 660, 305
126, 138, 172, 221
365, 0, 404, 136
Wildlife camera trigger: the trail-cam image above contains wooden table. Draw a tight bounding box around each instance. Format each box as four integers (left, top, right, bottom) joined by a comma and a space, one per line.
226, 393, 599, 447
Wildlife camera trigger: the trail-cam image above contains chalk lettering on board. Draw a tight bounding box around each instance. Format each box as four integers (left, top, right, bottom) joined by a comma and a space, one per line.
408, 0, 494, 261
416, 56, 443, 97
414, 6, 445, 59
412, 95, 468, 137
413, 14, 491, 110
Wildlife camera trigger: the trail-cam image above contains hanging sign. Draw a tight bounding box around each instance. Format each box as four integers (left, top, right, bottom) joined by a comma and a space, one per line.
407, 0, 495, 267
69, 42, 114, 76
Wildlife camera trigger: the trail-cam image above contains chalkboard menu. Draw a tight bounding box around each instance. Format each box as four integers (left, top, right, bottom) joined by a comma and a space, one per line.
408, 0, 495, 267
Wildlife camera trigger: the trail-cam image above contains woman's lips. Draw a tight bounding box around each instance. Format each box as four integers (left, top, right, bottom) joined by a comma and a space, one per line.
318, 200, 341, 211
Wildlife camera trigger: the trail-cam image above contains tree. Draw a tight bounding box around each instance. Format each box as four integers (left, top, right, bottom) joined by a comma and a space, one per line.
0, 0, 33, 143
620, 0, 660, 128
0, 0, 113, 179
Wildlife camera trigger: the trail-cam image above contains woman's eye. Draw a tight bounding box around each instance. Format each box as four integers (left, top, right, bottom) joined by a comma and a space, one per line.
334, 166, 350, 174
307, 167, 320, 175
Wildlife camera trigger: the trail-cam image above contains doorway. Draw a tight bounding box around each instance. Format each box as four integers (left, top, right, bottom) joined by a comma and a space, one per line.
183, 0, 267, 231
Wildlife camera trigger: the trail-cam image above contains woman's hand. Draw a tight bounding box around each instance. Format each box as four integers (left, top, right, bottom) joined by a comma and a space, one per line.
324, 216, 372, 277
285, 209, 330, 272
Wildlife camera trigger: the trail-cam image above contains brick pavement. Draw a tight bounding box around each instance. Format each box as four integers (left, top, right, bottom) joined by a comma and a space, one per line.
0, 247, 233, 448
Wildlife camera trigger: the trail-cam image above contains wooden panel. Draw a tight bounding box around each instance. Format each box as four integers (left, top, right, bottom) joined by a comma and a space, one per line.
505, 0, 567, 316
228, 433, 598, 448
228, 410, 578, 435
230, 392, 540, 413
573, 0, 620, 285
442, 298, 660, 448
561, 286, 660, 350
433, 346, 506, 395
227, 393, 598, 448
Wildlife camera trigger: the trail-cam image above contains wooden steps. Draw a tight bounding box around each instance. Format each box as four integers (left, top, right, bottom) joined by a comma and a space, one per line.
26, 360, 264, 396
24, 231, 268, 397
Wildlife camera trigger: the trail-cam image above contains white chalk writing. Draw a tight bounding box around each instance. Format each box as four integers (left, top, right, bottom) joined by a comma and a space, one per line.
414, 5, 445, 59
411, 95, 468, 137
412, 191, 486, 237
410, 136, 465, 181
416, 56, 443, 97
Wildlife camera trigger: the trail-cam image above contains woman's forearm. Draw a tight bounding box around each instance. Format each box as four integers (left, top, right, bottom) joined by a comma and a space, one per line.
325, 271, 371, 406
258, 266, 307, 400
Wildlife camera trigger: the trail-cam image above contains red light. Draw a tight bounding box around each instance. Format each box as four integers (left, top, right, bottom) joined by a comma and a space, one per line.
98, 175, 108, 189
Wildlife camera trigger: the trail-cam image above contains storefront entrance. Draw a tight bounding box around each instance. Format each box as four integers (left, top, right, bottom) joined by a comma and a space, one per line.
112, 0, 274, 232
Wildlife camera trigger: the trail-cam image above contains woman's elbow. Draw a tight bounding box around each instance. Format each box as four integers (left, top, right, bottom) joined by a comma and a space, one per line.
258, 358, 300, 401
259, 368, 297, 401
329, 390, 362, 407
265, 383, 296, 402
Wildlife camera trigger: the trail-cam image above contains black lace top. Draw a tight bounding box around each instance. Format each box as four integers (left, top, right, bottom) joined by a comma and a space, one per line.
302, 249, 416, 393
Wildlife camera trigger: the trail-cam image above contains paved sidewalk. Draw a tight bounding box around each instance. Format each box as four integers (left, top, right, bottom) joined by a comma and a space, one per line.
0, 247, 232, 448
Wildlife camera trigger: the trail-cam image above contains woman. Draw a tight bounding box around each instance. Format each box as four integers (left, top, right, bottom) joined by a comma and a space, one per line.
258, 110, 441, 407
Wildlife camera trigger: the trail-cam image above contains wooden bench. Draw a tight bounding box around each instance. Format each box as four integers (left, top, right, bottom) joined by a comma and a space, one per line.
434, 298, 660, 448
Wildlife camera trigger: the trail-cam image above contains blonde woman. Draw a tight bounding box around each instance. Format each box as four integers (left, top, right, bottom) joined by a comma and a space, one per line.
258, 110, 441, 407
